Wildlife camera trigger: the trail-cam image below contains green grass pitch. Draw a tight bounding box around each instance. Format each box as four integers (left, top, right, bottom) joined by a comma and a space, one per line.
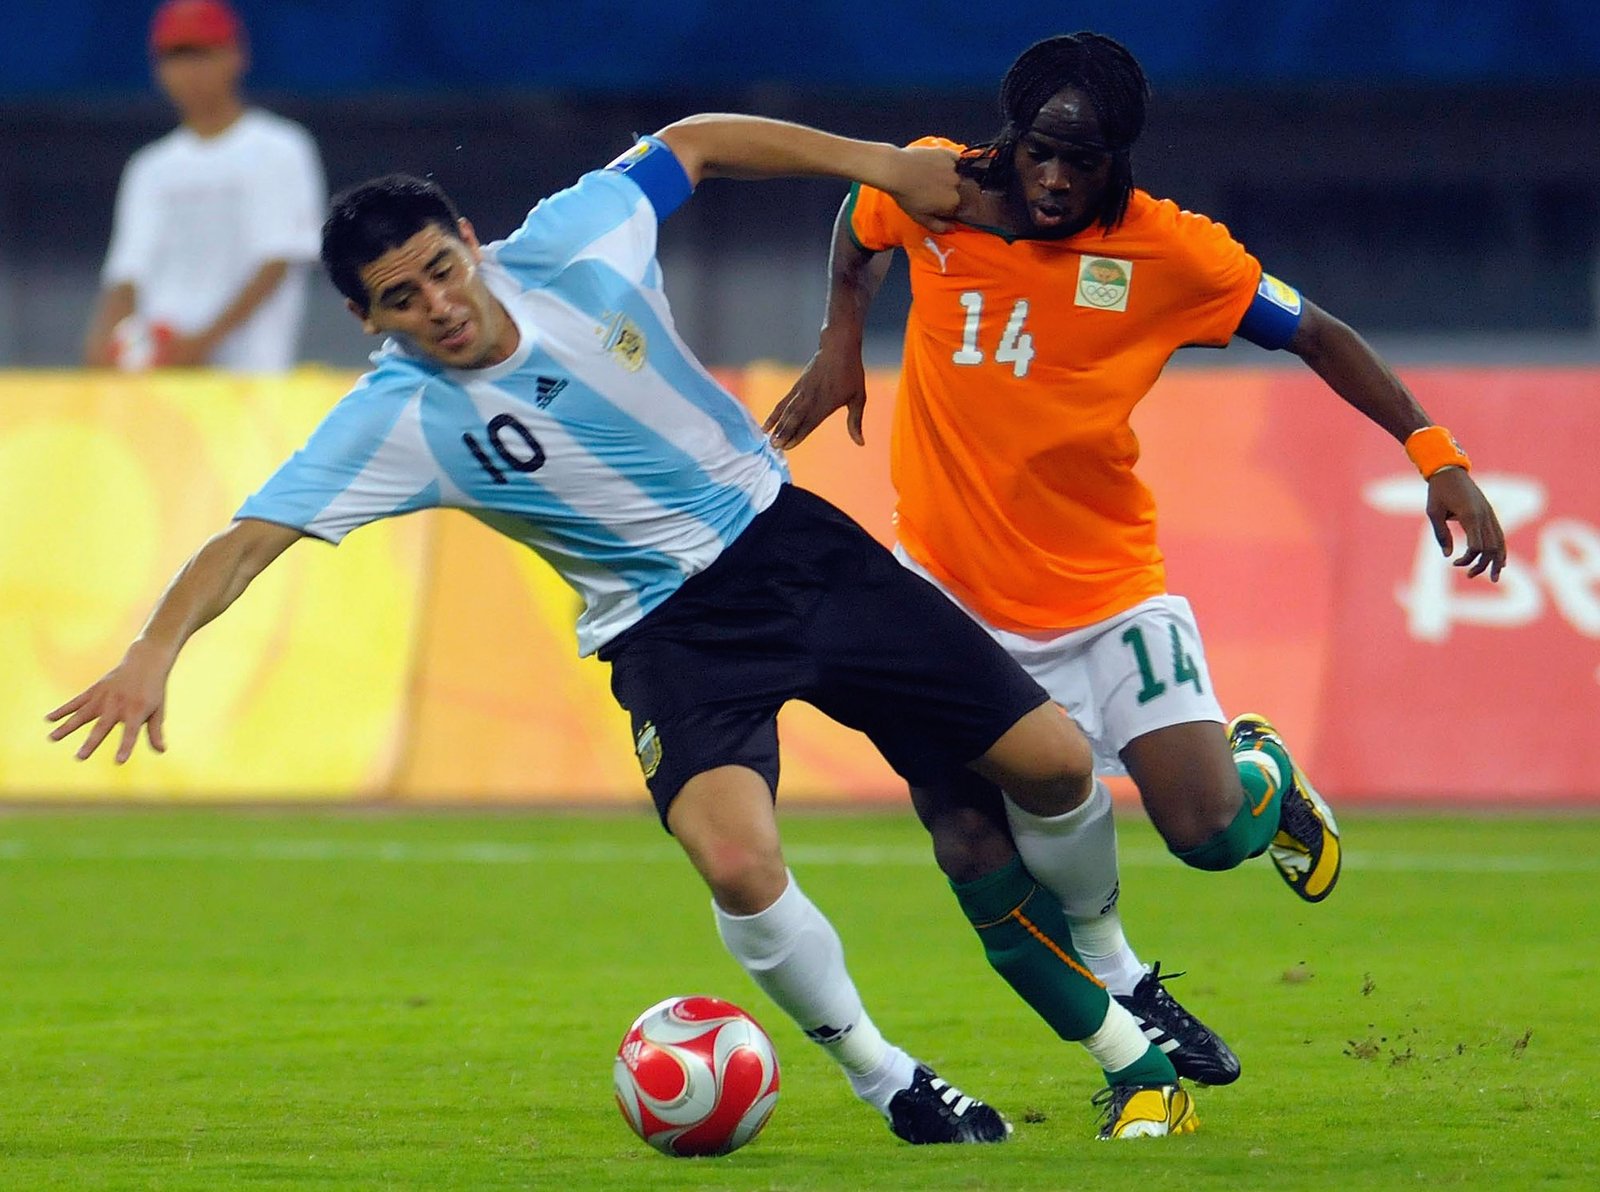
1, 808, 1595, 1190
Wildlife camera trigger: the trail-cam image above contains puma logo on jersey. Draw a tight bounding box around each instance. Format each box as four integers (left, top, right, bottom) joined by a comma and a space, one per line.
924, 237, 954, 273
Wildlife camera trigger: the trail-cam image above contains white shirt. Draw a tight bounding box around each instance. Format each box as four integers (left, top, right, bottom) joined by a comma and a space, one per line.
102, 109, 326, 373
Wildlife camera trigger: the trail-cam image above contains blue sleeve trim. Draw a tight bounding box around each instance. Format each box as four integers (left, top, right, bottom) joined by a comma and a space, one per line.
1235, 272, 1304, 350
605, 135, 693, 220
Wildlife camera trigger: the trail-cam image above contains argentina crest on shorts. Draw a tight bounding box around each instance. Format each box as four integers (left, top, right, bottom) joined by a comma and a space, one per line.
634, 720, 663, 779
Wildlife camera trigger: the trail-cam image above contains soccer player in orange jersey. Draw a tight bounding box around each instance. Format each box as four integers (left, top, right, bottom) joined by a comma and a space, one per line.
767, 32, 1507, 1123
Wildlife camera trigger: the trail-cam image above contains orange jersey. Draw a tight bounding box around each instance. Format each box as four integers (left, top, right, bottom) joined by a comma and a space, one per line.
850, 137, 1262, 631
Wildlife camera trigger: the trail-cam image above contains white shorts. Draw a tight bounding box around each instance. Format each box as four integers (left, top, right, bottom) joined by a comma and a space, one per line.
895, 547, 1225, 776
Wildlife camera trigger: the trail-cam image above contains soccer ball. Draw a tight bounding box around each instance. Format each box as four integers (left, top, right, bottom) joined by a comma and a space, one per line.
612, 995, 780, 1157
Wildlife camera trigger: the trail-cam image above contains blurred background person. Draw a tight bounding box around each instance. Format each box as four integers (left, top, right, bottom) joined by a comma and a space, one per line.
81, 0, 325, 373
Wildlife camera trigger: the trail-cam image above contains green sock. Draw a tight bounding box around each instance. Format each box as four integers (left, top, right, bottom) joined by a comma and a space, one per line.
1173, 742, 1288, 871
1106, 1045, 1178, 1087
950, 856, 1112, 1041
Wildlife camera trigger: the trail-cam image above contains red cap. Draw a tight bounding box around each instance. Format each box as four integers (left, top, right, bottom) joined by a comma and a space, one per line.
149, 0, 244, 53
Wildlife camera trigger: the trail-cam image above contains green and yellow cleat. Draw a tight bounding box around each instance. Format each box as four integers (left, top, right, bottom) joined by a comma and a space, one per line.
1093, 1083, 1198, 1140
1228, 712, 1342, 903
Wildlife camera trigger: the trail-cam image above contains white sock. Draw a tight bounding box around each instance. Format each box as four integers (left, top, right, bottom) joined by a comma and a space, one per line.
845, 1046, 920, 1116
1081, 1000, 1158, 1076
1004, 780, 1147, 996
714, 872, 916, 1114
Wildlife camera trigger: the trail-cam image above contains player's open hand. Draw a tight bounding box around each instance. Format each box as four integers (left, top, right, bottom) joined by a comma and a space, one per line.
885, 146, 961, 234
46, 646, 171, 764
1426, 467, 1506, 581
764, 345, 869, 449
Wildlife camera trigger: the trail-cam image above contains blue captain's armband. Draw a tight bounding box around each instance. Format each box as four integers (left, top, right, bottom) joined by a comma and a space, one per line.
1235, 272, 1304, 350
606, 135, 693, 219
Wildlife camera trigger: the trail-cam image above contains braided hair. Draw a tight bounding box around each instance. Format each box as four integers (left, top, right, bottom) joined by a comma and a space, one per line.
959, 32, 1150, 230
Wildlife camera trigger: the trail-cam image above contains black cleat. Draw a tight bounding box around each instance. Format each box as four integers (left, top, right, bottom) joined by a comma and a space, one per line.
1113, 962, 1241, 1086
887, 1065, 1012, 1144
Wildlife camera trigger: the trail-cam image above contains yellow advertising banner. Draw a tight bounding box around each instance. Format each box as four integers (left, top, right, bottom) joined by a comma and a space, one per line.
1, 368, 906, 805
6, 365, 1598, 805
2, 371, 426, 799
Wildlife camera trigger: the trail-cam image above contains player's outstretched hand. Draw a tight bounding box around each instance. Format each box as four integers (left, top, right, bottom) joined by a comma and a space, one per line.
885, 145, 961, 234
764, 345, 869, 450
46, 646, 171, 764
1427, 467, 1506, 581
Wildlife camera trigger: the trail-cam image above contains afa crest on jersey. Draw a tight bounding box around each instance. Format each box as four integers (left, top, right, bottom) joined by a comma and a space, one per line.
601, 311, 648, 372
1075, 255, 1134, 312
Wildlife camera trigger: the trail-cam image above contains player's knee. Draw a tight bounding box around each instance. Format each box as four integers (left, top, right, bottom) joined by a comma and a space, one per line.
927, 808, 1017, 884
692, 837, 788, 915
999, 739, 1095, 816
973, 703, 1094, 814
668, 767, 788, 913
1196, 794, 1244, 841
1152, 780, 1260, 864
1148, 785, 1245, 854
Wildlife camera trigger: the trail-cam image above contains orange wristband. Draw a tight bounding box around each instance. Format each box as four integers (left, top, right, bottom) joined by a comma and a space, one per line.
1404, 425, 1471, 478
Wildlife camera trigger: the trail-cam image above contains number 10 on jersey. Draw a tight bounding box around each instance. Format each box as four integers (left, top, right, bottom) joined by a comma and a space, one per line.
953, 291, 1035, 378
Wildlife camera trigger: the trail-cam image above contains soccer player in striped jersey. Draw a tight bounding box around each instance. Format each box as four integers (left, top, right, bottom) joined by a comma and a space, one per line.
49, 114, 1204, 1143
766, 33, 1507, 1138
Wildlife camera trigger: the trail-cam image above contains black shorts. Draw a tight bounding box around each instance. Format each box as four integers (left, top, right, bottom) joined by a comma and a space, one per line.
599, 484, 1049, 827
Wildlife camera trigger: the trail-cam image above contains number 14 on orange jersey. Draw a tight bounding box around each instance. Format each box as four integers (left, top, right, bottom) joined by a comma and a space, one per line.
953, 291, 1035, 378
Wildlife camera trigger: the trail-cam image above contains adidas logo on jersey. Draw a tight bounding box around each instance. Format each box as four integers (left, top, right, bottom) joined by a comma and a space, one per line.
534, 375, 568, 408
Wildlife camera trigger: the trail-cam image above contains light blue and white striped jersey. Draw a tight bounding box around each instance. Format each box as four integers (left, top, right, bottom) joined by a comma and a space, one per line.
238, 145, 788, 655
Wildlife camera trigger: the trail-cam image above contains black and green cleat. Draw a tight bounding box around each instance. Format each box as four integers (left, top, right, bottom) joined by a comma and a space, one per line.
1229, 712, 1343, 902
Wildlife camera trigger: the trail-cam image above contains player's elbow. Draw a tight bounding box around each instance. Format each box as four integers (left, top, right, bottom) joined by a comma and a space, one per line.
653, 116, 724, 187
223, 518, 301, 579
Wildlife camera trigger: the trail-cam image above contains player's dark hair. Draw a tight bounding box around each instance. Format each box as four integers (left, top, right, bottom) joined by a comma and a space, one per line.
321, 174, 464, 311
959, 31, 1149, 230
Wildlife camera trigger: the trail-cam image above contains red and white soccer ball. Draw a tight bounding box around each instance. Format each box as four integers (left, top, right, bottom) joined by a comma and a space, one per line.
613, 995, 780, 1157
